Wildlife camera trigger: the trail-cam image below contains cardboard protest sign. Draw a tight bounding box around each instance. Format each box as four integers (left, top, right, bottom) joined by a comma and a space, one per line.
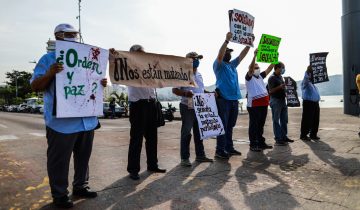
310, 52, 329, 84
284, 77, 300, 107
192, 93, 225, 140
256, 34, 281, 64
228, 9, 255, 47
55, 40, 108, 118
109, 51, 195, 88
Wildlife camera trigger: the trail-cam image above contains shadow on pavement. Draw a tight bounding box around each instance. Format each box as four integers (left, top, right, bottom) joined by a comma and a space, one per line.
236, 145, 309, 210
72, 161, 234, 209
303, 140, 360, 176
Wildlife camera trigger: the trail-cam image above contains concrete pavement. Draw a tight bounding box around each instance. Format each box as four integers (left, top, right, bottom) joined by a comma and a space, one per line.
0, 108, 359, 210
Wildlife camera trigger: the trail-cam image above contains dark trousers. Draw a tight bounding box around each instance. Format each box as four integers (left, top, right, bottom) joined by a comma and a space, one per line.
179, 103, 205, 159
300, 100, 320, 138
127, 100, 158, 174
216, 98, 238, 153
247, 106, 268, 147
46, 127, 94, 198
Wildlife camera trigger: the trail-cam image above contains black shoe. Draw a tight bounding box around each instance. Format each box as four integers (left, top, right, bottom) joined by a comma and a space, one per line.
147, 167, 166, 173
300, 136, 311, 141
310, 136, 320, 140
215, 151, 230, 159
250, 146, 262, 152
53, 195, 73, 208
129, 173, 140, 180
285, 137, 294, 143
228, 149, 242, 156
73, 187, 97, 198
275, 141, 288, 146
259, 143, 273, 150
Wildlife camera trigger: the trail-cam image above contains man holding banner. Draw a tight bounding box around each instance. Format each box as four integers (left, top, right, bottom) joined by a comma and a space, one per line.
172, 52, 213, 167
124, 45, 166, 180
30, 23, 107, 208
300, 66, 321, 141
213, 32, 250, 159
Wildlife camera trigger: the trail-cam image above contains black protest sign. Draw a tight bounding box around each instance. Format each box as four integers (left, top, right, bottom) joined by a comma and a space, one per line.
310, 52, 329, 84
284, 77, 300, 107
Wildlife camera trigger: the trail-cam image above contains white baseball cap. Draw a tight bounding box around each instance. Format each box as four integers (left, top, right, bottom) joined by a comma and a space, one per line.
54, 23, 78, 34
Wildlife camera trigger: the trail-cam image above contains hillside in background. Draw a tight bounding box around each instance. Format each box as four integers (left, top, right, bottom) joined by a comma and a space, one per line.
106, 74, 344, 101
296, 74, 343, 96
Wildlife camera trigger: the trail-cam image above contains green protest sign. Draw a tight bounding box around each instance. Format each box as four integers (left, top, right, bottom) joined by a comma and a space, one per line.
256, 34, 281, 64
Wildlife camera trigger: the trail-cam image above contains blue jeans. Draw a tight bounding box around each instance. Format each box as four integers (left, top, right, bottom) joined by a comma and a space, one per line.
216, 98, 238, 153
270, 97, 288, 142
180, 103, 205, 159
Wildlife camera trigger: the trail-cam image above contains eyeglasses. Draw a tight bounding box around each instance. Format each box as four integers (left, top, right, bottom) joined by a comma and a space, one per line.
57, 32, 79, 39
63, 32, 79, 38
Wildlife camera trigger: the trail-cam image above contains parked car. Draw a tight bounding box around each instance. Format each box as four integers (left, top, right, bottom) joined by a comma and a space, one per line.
31, 104, 43, 114
7, 105, 18, 112
17, 104, 31, 113
102, 102, 126, 118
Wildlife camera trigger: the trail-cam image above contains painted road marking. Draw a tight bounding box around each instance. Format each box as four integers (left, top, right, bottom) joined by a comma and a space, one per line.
99, 126, 131, 131
0, 135, 18, 141
233, 139, 250, 144
0, 124, 8, 128
29, 133, 46, 137
234, 125, 248, 129
320, 127, 337, 131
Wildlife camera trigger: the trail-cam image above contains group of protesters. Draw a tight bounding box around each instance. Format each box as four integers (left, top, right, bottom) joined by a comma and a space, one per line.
32, 23, 323, 208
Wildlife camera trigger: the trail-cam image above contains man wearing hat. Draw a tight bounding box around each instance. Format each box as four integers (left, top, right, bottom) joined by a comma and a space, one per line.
30, 23, 107, 208
125, 44, 166, 181
172, 52, 213, 166
213, 32, 251, 159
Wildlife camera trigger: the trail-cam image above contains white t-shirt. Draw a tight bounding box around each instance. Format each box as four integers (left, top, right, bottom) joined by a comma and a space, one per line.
128, 86, 156, 102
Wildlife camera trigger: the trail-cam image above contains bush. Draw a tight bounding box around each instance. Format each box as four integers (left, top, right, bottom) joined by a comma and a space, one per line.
11, 97, 23, 105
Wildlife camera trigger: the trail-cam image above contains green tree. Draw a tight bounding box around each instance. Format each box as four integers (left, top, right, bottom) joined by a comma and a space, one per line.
5, 70, 33, 99
0, 86, 14, 105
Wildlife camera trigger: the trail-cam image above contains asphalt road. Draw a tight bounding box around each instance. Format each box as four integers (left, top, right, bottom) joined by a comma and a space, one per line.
0, 109, 360, 210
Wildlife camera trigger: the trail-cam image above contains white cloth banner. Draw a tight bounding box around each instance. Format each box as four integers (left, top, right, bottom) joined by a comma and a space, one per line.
55, 40, 108, 118
229, 9, 255, 47
192, 93, 225, 140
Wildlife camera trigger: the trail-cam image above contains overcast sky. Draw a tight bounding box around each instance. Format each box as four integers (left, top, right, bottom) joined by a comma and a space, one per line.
0, 0, 342, 86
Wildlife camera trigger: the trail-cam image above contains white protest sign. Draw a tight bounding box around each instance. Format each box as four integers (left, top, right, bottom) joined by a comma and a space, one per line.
193, 93, 225, 140
229, 9, 255, 46
55, 40, 108, 118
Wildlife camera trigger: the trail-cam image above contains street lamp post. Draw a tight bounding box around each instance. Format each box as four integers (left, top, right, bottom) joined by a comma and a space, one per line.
76, 0, 84, 43
13, 70, 19, 98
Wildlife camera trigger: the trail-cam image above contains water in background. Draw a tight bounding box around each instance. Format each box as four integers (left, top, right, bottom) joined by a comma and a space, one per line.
161, 95, 344, 111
